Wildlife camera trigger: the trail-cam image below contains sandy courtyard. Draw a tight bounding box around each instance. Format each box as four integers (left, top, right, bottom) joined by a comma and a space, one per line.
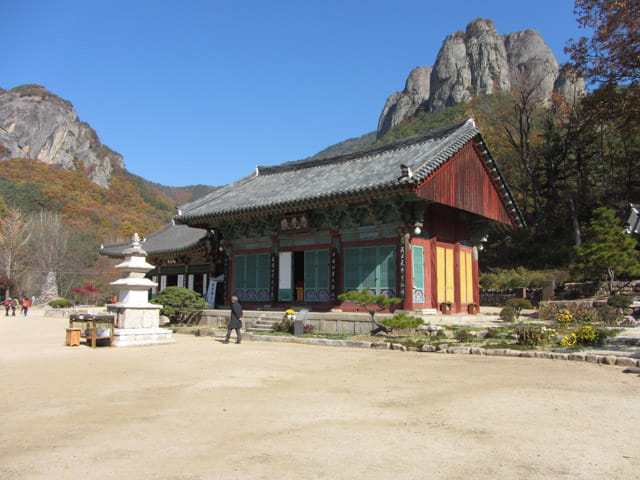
1, 308, 638, 480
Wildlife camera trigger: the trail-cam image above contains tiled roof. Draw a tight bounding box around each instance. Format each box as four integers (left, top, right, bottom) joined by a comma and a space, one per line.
99, 222, 209, 258
176, 118, 523, 227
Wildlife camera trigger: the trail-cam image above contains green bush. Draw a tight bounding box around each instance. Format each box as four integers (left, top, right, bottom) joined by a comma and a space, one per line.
149, 286, 209, 323
48, 298, 73, 308
574, 325, 609, 346
381, 312, 424, 331
506, 298, 533, 319
500, 306, 517, 322
607, 295, 633, 309
479, 272, 500, 289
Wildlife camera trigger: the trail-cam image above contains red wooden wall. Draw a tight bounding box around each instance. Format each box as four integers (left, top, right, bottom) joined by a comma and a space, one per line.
415, 142, 517, 227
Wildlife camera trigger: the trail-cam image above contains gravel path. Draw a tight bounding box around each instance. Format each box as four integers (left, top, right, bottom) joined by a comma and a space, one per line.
1, 308, 639, 480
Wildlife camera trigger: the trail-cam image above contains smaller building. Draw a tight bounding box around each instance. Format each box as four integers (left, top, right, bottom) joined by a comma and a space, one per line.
100, 222, 225, 307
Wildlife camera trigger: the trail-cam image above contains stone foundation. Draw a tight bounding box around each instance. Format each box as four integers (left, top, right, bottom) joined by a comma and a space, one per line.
109, 305, 162, 329
107, 305, 173, 346
112, 327, 175, 347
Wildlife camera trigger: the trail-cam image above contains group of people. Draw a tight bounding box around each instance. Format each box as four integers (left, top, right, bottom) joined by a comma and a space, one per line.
3, 297, 32, 316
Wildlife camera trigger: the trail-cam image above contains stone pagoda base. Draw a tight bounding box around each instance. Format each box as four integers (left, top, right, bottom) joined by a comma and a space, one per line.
107, 304, 174, 347
112, 327, 175, 347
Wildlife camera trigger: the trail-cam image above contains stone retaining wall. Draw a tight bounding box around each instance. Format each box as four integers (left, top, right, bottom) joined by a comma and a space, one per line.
245, 333, 640, 367
199, 309, 394, 334
44, 306, 107, 318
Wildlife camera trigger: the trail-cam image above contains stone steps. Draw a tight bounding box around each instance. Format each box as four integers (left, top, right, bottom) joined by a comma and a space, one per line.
247, 319, 277, 332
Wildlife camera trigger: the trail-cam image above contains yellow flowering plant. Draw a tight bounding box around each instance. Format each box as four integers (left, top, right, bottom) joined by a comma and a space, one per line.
557, 310, 573, 325
561, 333, 577, 347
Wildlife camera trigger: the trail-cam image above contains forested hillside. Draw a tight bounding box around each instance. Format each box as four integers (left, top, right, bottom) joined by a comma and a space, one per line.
0, 160, 174, 239
0, 159, 195, 302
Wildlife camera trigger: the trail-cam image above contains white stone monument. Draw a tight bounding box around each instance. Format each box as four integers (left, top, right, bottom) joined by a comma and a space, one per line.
108, 233, 174, 347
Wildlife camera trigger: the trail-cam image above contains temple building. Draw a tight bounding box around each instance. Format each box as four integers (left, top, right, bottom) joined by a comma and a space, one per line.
100, 222, 225, 307
102, 119, 523, 313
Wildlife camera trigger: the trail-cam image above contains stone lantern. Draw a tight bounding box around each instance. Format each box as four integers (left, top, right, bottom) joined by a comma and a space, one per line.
108, 233, 174, 346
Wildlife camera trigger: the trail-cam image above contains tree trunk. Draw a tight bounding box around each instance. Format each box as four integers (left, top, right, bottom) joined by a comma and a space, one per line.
369, 310, 391, 335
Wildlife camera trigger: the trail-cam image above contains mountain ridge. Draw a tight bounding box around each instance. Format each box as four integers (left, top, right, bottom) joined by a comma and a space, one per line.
376, 18, 584, 139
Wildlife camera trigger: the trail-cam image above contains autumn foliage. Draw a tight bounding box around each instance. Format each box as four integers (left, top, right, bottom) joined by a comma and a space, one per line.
0, 159, 174, 239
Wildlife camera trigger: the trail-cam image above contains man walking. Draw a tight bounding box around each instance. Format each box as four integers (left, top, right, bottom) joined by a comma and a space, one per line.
224, 296, 243, 344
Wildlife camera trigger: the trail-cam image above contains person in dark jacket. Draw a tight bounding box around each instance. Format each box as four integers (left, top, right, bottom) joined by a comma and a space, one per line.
224, 296, 243, 344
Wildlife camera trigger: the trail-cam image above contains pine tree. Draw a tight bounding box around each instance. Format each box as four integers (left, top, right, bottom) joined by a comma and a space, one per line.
572, 207, 640, 292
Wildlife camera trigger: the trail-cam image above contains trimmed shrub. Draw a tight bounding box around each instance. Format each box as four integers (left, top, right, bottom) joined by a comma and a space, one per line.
149, 286, 208, 323
506, 298, 533, 320
500, 306, 517, 322
48, 298, 72, 308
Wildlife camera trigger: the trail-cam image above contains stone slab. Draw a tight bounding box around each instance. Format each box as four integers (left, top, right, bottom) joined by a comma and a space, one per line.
112, 327, 175, 347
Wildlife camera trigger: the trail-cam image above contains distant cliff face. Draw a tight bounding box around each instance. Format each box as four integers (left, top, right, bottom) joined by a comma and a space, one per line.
377, 19, 585, 139
0, 85, 124, 187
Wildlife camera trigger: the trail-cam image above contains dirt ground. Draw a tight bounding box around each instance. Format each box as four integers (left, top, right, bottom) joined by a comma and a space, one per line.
1, 308, 639, 480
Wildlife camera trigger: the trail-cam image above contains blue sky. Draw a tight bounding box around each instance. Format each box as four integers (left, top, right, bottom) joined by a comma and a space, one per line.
4, 1, 584, 187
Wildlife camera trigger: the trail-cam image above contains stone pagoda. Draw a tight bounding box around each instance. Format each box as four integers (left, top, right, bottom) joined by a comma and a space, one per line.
108, 233, 174, 347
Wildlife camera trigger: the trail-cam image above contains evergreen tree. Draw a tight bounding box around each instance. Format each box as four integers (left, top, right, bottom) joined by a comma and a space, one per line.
338, 289, 401, 335
572, 207, 640, 291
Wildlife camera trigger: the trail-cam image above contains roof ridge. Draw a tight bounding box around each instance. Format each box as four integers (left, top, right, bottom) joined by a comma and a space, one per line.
256, 118, 474, 176
177, 173, 254, 215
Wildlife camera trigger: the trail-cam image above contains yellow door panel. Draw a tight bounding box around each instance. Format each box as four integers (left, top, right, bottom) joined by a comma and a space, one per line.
445, 248, 454, 303
437, 247, 446, 303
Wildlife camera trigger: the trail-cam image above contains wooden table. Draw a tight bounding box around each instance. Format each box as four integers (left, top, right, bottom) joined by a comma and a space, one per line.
68, 313, 115, 348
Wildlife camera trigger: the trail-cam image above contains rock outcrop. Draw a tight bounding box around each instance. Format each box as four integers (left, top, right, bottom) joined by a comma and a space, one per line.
377, 19, 585, 139
377, 66, 432, 137
0, 84, 123, 187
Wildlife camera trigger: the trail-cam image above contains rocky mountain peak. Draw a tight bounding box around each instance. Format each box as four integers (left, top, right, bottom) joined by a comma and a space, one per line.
0, 84, 124, 188
377, 18, 585, 139
377, 66, 432, 136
